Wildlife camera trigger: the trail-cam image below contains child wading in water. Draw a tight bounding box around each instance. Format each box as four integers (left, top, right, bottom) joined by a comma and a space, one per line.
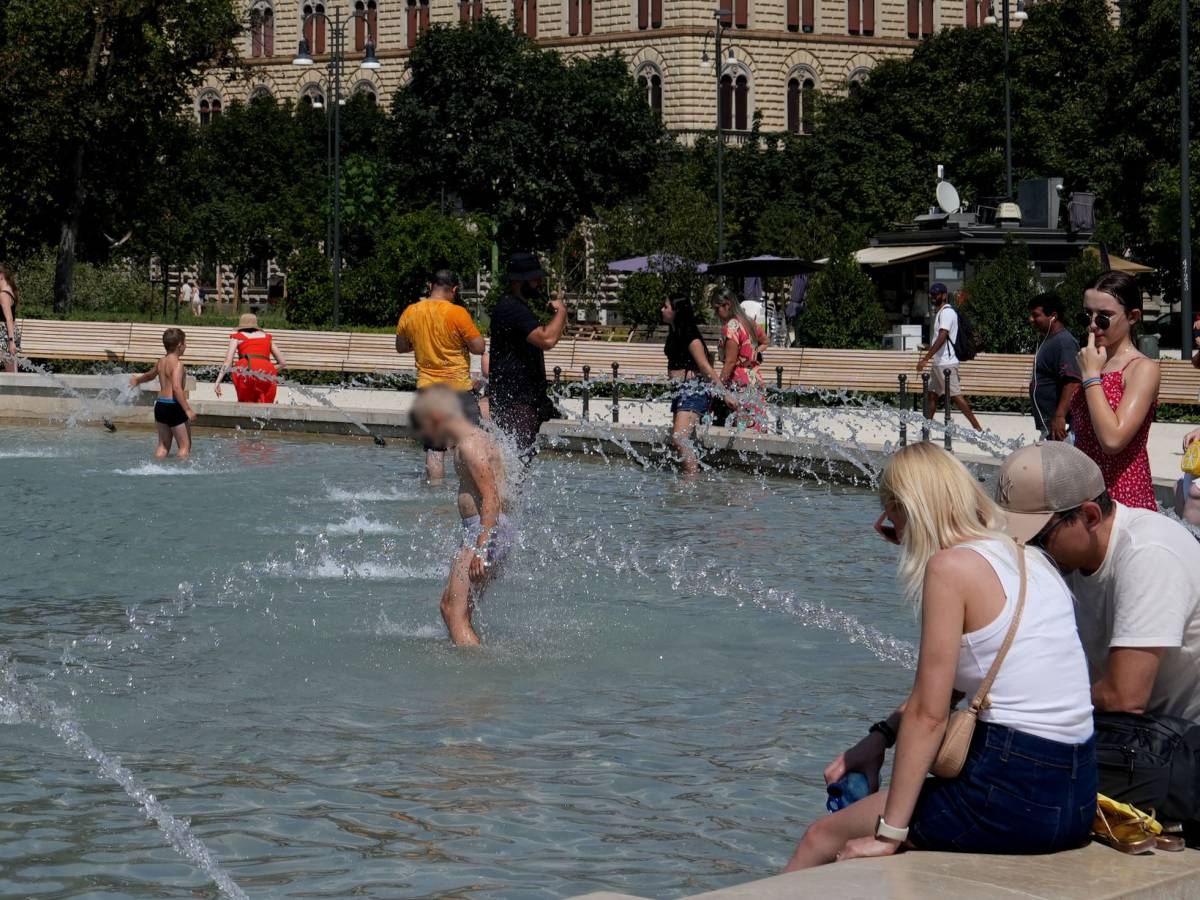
129, 328, 197, 460
412, 385, 516, 646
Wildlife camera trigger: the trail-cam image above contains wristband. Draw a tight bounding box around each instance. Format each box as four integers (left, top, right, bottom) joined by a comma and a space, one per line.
868, 719, 897, 748
1081, 376, 1103, 390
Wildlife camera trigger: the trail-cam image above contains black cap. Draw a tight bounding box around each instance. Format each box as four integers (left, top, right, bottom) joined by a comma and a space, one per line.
505, 251, 547, 282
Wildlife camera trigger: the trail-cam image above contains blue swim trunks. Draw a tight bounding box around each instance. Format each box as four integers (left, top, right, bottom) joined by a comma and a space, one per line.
462, 513, 518, 570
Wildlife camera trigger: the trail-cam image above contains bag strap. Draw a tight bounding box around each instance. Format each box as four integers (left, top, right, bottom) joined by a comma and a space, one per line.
969, 540, 1028, 713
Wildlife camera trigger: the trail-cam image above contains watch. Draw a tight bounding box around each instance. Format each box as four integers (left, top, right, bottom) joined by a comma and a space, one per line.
875, 816, 909, 843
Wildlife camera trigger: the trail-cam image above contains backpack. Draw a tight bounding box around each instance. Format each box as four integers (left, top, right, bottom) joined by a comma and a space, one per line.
953, 307, 982, 362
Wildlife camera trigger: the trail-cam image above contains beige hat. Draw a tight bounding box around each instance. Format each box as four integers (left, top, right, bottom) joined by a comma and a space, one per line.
238, 313, 259, 329
994, 442, 1107, 543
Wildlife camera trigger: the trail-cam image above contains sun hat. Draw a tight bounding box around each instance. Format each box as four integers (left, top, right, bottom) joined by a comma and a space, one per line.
238, 313, 259, 329
505, 251, 547, 282
994, 442, 1107, 543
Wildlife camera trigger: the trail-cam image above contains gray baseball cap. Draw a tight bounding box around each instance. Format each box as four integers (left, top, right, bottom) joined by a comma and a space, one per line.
994, 442, 1107, 543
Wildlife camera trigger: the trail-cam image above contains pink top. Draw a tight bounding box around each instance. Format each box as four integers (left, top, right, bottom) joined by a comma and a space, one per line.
1069, 364, 1157, 510
723, 319, 763, 389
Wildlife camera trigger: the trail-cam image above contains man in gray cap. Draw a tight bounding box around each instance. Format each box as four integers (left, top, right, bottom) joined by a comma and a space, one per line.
995, 441, 1200, 831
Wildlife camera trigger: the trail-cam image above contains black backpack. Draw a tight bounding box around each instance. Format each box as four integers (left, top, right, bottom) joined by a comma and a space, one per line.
953, 307, 982, 362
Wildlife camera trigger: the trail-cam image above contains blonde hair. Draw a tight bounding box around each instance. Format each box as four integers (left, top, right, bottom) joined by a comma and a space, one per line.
879, 443, 1009, 608
412, 383, 465, 425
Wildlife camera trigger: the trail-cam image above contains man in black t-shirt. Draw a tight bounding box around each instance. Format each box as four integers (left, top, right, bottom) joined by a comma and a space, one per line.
1027, 292, 1080, 440
488, 251, 567, 458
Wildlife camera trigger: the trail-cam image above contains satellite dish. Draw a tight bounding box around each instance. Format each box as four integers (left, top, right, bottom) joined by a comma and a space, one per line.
936, 180, 961, 214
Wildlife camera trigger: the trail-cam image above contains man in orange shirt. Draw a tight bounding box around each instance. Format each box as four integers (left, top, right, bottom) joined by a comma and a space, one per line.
396, 269, 487, 480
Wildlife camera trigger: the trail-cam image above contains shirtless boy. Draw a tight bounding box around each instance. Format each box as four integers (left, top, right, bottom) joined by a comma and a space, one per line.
411, 385, 517, 646
129, 327, 197, 460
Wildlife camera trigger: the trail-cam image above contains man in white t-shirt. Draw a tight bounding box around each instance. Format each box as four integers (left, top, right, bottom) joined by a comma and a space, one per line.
916, 283, 982, 431
995, 442, 1200, 724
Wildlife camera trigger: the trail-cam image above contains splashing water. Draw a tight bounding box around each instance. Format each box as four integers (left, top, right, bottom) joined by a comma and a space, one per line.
0, 654, 248, 900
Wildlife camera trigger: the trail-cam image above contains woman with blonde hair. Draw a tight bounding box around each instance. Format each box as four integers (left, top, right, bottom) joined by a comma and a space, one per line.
0, 264, 19, 374
711, 288, 767, 430
785, 442, 1095, 870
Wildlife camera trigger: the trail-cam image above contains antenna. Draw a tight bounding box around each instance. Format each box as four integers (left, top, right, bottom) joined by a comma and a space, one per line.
936, 180, 961, 215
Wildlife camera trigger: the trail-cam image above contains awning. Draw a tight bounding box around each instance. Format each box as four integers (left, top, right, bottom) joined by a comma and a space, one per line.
606, 254, 707, 274
852, 245, 947, 267
1084, 246, 1153, 274
704, 255, 821, 277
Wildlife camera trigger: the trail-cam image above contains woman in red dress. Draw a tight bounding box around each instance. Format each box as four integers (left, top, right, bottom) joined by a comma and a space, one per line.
1070, 271, 1159, 510
214, 313, 287, 403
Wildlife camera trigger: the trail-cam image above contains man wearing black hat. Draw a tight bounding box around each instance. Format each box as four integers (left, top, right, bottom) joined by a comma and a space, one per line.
488, 251, 567, 458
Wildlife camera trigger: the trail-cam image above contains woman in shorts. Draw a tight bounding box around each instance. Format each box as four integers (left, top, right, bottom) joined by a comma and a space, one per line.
661, 296, 733, 474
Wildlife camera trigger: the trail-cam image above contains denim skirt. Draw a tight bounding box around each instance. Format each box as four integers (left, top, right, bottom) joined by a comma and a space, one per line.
909, 720, 1097, 854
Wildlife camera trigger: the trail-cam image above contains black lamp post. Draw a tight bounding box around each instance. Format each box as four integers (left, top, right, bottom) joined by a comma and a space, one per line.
294, 8, 381, 328
1181, 0, 1192, 355
984, 0, 1026, 200
700, 9, 733, 261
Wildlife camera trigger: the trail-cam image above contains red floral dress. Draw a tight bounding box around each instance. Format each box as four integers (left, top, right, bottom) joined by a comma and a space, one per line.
1069, 363, 1157, 510
723, 319, 766, 432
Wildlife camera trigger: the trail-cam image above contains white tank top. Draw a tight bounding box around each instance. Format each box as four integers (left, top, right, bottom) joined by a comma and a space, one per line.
956, 539, 1094, 744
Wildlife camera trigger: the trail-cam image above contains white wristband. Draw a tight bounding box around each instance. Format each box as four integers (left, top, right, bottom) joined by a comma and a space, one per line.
875, 816, 909, 843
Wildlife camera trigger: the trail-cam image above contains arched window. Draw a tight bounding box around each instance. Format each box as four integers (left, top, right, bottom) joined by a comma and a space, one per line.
636, 0, 663, 28
964, 0, 984, 25
847, 0, 874, 33
354, 0, 378, 51
847, 67, 870, 89
300, 84, 325, 108
460, 0, 484, 20
513, 0, 537, 35
907, 0, 934, 36
407, 0, 430, 46
567, 0, 592, 34
636, 64, 663, 116
250, 85, 275, 103
198, 91, 223, 125
720, 69, 750, 131
787, 0, 814, 31
786, 71, 816, 134
250, 1, 275, 57
353, 80, 378, 105
303, 2, 326, 54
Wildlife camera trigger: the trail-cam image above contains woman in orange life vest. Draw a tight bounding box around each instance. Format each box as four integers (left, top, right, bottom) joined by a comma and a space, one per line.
214, 313, 287, 403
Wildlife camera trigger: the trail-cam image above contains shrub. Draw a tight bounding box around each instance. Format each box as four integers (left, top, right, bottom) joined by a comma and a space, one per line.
961, 236, 1043, 354
618, 271, 666, 328
283, 246, 333, 326
793, 250, 888, 349
16, 250, 155, 316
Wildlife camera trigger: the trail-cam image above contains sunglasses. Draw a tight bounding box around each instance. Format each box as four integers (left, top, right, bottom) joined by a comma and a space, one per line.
1078, 310, 1115, 331
1030, 513, 1069, 549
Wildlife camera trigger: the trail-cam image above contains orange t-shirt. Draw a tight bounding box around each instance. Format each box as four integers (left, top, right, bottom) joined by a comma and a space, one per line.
396, 299, 482, 390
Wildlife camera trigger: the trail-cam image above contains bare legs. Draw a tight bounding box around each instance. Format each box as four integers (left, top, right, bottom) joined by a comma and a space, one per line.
440, 546, 496, 646
671, 410, 701, 475
425, 449, 446, 483
924, 392, 982, 432
782, 790, 889, 872
154, 422, 192, 460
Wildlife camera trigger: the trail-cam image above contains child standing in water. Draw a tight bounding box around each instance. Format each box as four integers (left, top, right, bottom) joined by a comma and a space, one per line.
129, 328, 197, 460
412, 385, 517, 646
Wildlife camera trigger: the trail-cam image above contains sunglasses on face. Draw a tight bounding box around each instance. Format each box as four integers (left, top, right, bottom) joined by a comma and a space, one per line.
1079, 310, 1115, 331
1030, 513, 1069, 550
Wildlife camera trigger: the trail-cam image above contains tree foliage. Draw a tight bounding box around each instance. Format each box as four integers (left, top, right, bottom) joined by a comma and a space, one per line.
961, 237, 1043, 354
617, 272, 667, 328
794, 250, 888, 349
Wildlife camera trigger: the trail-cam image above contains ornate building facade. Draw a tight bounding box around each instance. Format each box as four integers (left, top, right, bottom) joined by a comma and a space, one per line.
198, 0, 1003, 139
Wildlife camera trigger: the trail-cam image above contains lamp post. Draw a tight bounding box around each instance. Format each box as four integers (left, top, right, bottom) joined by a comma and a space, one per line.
1181, 0, 1192, 356
984, 0, 1026, 200
293, 8, 381, 328
700, 9, 733, 261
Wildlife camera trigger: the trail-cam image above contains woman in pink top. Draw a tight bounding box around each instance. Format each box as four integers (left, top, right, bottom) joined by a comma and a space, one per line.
712, 289, 767, 431
1070, 271, 1159, 510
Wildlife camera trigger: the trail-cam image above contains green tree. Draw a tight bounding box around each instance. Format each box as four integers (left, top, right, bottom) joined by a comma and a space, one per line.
1054, 250, 1103, 335
962, 237, 1043, 354
617, 272, 667, 328
388, 16, 668, 250
794, 251, 888, 349
0, 0, 243, 312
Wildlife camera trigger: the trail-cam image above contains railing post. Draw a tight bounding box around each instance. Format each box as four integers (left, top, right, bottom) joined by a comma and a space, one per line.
943, 368, 953, 452
775, 365, 784, 435
582, 365, 591, 420
611, 361, 620, 423
897, 373, 908, 447
920, 372, 931, 442
553, 366, 562, 393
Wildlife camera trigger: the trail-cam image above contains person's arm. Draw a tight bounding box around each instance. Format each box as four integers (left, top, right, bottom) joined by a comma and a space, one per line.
843, 549, 967, 861
270, 342, 287, 370
824, 703, 905, 792
395, 333, 413, 354
1185, 427, 1200, 449
1092, 647, 1165, 714
213, 338, 238, 397
461, 440, 500, 582
918, 329, 950, 372
128, 366, 159, 388
0, 293, 16, 359
174, 364, 197, 421
719, 324, 739, 383
1078, 336, 1160, 455
1050, 382, 1080, 441
689, 338, 736, 408
526, 294, 567, 351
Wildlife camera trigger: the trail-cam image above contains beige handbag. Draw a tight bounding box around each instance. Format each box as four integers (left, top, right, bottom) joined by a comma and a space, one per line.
931, 542, 1028, 779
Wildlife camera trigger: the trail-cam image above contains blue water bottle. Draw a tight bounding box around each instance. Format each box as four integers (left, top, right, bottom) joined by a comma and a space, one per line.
826, 771, 870, 813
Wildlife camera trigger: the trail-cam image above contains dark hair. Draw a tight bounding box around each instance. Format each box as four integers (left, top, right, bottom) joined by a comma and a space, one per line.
1028, 292, 1064, 319
431, 269, 459, 289
667, 297, 699, 335
162, 327, 185, 352
1088, 271, 1142, 313
1060, 491, 1114, 524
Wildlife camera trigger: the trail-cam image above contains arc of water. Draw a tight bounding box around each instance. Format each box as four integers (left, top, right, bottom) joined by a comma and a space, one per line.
0, 657, 249, 900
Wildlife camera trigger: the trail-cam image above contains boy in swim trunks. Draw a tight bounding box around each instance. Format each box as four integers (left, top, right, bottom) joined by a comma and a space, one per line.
411, 385, 517, 646
129, 328, 197, 460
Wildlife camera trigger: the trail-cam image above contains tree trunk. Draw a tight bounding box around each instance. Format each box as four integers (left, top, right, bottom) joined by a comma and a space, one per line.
162, 258, 169, 320
52, 16, 108, 316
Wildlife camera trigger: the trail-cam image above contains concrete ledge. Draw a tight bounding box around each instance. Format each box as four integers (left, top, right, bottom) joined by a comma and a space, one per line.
573, 845, 1200, 899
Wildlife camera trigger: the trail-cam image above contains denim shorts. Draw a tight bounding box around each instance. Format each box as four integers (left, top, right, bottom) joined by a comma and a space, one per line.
670, 381, 710, 416
909, 721, 1096, 854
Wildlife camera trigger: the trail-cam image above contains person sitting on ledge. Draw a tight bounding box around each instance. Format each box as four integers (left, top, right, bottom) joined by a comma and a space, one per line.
994, 442, 1200, 836
785, 443, 1095, 870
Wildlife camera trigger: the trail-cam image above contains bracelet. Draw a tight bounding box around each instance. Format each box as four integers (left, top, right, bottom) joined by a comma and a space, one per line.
869, 719, 898, 748
1080, 376, 1103, 390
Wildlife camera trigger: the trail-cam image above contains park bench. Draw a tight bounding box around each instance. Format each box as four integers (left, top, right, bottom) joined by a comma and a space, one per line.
18, 320, 135, 363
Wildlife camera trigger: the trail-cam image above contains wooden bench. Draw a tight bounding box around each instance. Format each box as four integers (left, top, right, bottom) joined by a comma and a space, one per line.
18, 320, 134, 363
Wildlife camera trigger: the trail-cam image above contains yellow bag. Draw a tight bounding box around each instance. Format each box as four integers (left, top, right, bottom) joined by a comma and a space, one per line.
1182, 441, 1200, 477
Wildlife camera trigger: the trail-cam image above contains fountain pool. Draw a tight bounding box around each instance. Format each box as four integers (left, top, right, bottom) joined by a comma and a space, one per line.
0, 423, 916, 898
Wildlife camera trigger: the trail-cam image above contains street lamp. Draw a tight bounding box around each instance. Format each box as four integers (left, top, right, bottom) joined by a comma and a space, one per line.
984, 0, 1025, 200
293, 7, 381, 328
700, 9, 733, 261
